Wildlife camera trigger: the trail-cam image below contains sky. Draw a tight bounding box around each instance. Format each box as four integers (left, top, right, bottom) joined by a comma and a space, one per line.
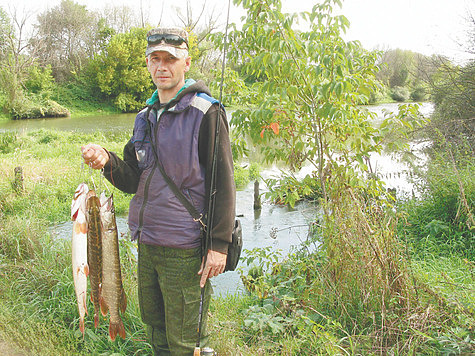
1, 0, 474, 62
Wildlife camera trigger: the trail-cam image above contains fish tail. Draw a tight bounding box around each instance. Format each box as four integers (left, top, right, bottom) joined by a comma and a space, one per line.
82, 292, 88, 316
79, 317, 85, 336
109, 318, 126, 341
99, 295, 108, 316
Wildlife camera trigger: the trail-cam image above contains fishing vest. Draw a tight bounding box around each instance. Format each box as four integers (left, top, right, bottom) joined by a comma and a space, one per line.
128, 91, 218, 248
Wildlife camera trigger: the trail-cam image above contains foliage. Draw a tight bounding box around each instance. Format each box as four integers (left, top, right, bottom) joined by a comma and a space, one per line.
225, 0, 448, 354
399, 149, 474, 259
8, 95, 69, 120
34, 0, 102, 81
24, 65, 55, 97
233, 162, 261, 189
390, 85, 410, 102
427, 59, 474, 148
90, 27, 154, 112
265, 172, 321, 208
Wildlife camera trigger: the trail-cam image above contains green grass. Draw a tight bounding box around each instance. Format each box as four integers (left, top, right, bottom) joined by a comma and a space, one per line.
0, 128, 473, 355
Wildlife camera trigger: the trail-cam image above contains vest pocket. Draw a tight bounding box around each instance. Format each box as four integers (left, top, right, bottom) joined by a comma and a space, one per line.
132, 127, 153, 170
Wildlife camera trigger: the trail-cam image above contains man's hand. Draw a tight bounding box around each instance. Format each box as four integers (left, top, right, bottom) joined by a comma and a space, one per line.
198, 250, 227, 288
81, 144, 109, 170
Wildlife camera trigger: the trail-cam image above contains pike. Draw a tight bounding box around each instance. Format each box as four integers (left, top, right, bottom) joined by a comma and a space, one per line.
71, 183, 89, 335
85, 189, 102, 328
99, 192, 127, 341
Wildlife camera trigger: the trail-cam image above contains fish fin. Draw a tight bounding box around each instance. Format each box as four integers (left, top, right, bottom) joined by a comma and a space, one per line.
109, 319, 126, 341
84, 264, 89, 277
82, 294, 88, 316
100, 295, 108, 316
118, 319, 126, 340
79, 317, 85, 336
94, 313, 99, 329
120, 288, 127, 314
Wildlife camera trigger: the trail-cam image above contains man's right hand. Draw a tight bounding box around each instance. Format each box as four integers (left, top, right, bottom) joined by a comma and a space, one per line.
81, 144, 109, 170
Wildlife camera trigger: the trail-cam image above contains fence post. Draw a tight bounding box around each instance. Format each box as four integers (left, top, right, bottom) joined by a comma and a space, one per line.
253, 180, 261, 210
13, 166, 23, 193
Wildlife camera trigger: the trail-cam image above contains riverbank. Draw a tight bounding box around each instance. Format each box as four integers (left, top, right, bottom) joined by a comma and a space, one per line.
0, 128, 473, 355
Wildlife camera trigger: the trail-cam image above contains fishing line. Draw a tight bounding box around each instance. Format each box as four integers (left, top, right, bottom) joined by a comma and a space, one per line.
195, 1, 232, 355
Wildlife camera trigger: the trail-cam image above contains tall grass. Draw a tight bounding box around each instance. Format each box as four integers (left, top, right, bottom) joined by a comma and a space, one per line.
0, 129, 150, 355
1, 129, 473, 355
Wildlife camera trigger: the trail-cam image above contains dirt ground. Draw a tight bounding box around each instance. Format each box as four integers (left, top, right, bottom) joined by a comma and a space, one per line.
0, 338, 28, 356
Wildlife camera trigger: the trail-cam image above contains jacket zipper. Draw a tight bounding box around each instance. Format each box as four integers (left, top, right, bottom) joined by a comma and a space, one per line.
138, 108, 161, 242
137, 165, 156, 241
137, 108, 163, 241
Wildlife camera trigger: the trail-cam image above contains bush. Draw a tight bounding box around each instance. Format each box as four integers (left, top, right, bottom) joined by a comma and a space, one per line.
410, 86, 426, 101
390, 86, 410, 102
399, 151, 474, 259
9, 95, 69, 119
234, 164, 250, 189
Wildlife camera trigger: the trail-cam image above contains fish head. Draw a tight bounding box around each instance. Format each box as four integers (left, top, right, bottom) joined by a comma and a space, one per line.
71, 183, 89, 221
86, 190, 101, 213
100, 193, 115, 214
99, 193, 116, 228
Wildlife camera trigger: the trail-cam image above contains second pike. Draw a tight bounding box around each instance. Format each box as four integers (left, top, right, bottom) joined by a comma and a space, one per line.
85, 189, 102, 328
99, 192, 127, 341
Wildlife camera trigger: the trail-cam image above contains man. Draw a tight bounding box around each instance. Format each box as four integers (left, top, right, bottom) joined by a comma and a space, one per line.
81, 27, 236, 355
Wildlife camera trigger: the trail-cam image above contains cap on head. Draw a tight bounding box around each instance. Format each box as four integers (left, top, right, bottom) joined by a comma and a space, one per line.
145, 27, 189, 58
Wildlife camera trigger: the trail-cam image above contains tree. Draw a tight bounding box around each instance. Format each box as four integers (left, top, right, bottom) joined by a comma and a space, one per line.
99, 5, 141, 34
90, 27, 154, 112
0, 6, 38, 111
0, 7, 11, 60
34, 0, 99, 81
227, 0, 427, 352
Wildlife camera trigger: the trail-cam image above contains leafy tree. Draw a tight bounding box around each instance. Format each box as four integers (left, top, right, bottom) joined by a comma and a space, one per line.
99, 5, 140, 34
227, 0, 428, 352
90, 27, 154, 112
0, 7, 11, 60
34, 0, 99, 81
0, 7, 39, 113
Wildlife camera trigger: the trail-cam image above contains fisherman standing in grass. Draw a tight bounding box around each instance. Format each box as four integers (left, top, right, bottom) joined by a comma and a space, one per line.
81, 27, 236, 355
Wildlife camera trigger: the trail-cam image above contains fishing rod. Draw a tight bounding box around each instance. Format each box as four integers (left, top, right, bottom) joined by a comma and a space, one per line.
194, 0, 232, 355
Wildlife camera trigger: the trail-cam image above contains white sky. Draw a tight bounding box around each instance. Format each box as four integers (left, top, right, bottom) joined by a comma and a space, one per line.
1, 0, 474, 62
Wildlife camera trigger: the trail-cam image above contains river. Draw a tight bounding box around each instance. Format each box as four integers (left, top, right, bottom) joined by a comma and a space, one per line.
2, 102, 434, 295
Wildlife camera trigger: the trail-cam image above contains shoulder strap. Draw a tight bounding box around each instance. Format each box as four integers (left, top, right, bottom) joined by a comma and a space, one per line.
145, 106, 205, 227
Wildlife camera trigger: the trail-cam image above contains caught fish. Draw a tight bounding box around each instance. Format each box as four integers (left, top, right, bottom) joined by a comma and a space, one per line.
99, 192, 127, 341
71, 183, 89, 335
85, 189, 102, 329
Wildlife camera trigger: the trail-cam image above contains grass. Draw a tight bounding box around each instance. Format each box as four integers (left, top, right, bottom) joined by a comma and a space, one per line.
0, 128, 473, 355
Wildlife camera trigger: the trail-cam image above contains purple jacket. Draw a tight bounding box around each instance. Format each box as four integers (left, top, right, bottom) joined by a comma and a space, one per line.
103, 81, 236, 253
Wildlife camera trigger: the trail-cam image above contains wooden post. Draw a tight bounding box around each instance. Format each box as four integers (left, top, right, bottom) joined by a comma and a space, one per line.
13, 167, 23, 193
253, 180, 261, 210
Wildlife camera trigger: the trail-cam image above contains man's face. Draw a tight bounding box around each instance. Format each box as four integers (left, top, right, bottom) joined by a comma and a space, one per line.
146, 51, 191, 97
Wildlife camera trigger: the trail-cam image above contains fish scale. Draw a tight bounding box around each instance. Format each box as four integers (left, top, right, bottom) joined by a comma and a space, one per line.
71, 183, 89, 335
99, 192, 127, 341
85, 189, 102, 329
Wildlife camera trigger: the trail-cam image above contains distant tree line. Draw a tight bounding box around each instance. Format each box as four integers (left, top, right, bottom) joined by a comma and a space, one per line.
0, 0, 472, 120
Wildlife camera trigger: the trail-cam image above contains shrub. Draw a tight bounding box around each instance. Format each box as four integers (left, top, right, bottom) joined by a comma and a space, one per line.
390, 86, 410, 102
9, 95, 69, 119
410, 86, 426, 101
0, 132, 17, 153
399, 151, 474, 259
234, 164, 250, 189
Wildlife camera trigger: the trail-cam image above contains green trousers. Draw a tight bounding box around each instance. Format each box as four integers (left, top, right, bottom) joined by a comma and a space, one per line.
137, 243, 212, 356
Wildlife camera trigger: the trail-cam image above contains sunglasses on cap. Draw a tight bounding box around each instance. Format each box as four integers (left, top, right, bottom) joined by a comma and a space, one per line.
147, 33, 188, 48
